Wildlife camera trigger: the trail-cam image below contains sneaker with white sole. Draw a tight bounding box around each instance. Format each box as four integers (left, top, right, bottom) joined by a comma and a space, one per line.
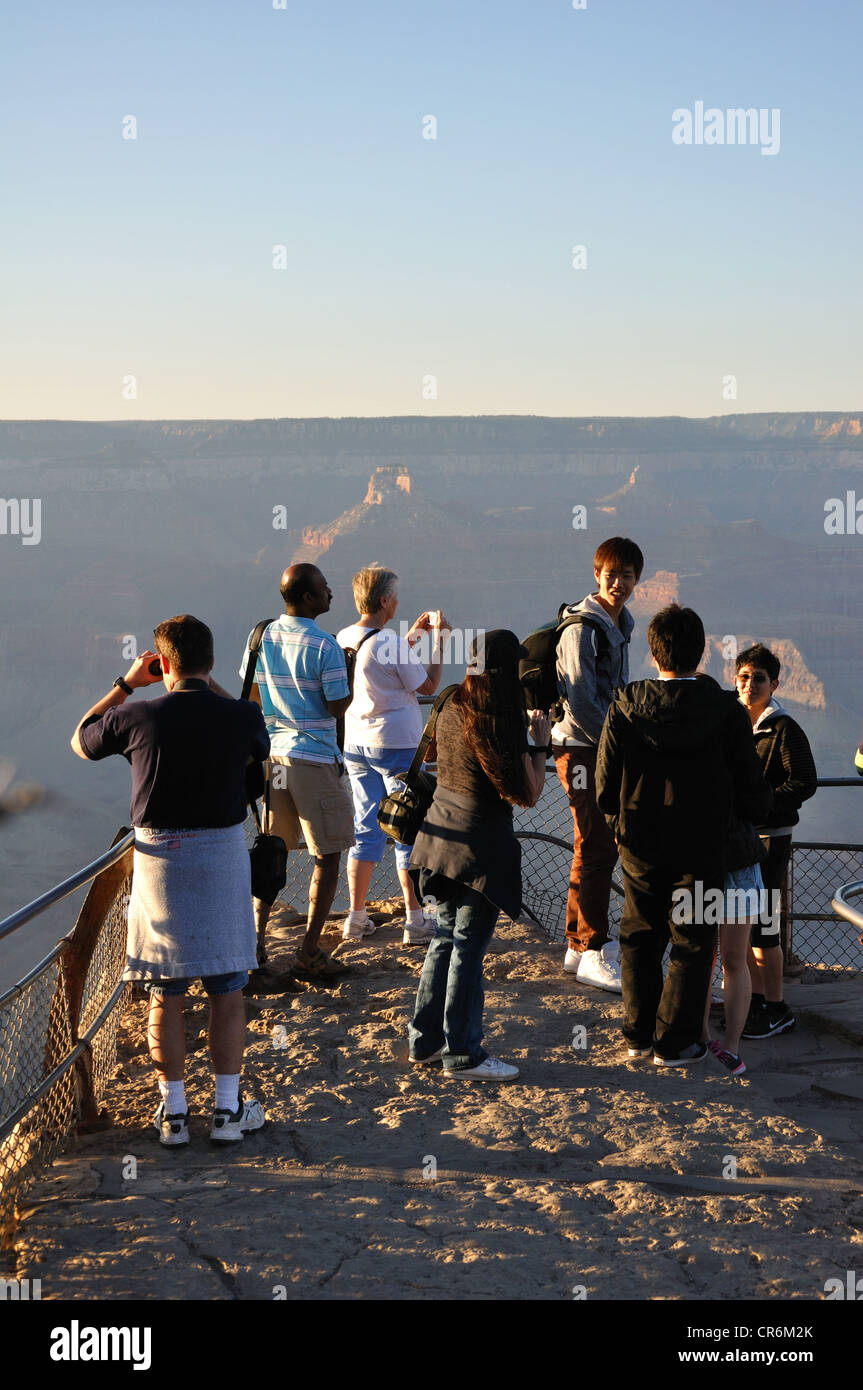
209, 1096, 266, 1144
410, 1047, 443, 1064
153, 1102, 190, 1147
342, 912, 377, 942
564, 947, 580, 973
576, 942, 622, 995
626, 1045, 652, 1059
653, 1041, 708, 1067
402, 917, 436, 946
445, 1056, 519, 1081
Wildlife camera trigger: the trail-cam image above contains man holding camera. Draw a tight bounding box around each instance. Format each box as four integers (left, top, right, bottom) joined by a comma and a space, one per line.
71, 615, 269, 1148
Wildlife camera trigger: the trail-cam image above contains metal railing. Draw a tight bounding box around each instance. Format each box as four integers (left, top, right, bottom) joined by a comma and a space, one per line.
832, 880, 863, 936
0, 829, 134, 1243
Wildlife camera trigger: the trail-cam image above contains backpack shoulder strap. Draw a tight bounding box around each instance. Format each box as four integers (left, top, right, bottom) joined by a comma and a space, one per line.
241, 618, 276, 702
405, 683, 459, 783
557, 610, 610, 655
353, 627, 380, 657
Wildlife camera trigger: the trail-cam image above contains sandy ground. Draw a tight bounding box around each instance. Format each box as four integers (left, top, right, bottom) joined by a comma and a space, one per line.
9, 901, 863, 1301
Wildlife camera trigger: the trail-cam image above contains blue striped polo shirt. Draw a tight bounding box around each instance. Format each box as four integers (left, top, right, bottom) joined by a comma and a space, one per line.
239, 615, 350, 763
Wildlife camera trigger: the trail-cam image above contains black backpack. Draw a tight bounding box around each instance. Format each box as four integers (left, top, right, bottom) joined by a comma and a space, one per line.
519, 606, 610, 719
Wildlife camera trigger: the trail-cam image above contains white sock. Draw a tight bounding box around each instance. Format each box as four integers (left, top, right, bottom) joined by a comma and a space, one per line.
160, 1079, 186, 1115
406, 908, 424, 926
215, 1074, 240, 1113
348, 908, 369, 925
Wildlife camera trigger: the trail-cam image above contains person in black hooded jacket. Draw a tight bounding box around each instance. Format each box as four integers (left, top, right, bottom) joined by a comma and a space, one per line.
596, 605, 772, 1065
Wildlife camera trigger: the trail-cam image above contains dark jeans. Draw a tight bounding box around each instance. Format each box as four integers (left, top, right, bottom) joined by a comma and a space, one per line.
408, 875, 499, 1071
618, 848, 718, 1057
554, 747, 618, 952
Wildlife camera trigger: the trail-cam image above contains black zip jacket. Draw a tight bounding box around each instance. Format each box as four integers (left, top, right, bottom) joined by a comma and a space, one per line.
751, 700, 817, 831
596, 676, 773, 875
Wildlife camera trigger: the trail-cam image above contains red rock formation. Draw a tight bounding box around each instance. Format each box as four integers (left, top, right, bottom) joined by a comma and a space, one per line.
700, 636, 826, 709
364, 466, 411, 505
631, 570, 679, 610
300, 528, 334, 551
292, 467, 420, 564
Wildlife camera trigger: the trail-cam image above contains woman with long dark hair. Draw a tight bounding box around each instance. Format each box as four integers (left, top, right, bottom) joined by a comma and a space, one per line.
407, 630, 551, 1080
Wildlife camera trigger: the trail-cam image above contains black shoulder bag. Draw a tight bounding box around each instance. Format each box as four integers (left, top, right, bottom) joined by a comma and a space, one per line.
241, 619, 288, 907
377, 684, 459, 846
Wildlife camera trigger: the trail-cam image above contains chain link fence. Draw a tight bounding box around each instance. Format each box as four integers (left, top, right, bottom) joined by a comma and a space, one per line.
0, 955, 76, 1243
271, 770, 862, 974
78, 880, 133, 1105
0, 836, 133, 1244
790, 843, 863, 975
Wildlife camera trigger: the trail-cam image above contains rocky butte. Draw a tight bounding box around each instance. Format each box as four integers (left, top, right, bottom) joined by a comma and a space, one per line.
294, 466, 444, 564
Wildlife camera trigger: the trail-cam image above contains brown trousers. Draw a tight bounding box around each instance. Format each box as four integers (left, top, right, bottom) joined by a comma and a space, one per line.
555, 747, 618, 952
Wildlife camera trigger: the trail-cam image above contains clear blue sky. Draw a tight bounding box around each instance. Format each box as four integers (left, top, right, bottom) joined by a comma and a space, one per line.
1, 0, 860, 419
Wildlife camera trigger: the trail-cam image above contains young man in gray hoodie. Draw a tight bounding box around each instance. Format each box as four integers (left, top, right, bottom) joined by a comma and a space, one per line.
553, 536, 643, 990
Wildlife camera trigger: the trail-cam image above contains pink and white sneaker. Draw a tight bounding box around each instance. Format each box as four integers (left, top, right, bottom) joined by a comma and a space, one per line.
707, 1039, 746, 1076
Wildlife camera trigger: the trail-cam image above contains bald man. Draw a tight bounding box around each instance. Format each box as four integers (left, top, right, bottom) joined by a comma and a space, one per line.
240, 564, 355, 982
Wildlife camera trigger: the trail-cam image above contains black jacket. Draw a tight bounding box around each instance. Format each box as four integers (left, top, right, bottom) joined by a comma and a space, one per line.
751, 699, 817, 831
596, 676, 773, 875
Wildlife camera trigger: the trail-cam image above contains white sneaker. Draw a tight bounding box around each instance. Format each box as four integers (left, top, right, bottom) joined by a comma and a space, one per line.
564, 947, 580, 973
342, 912, 377, 942
209, 1096, 266, 1144
576, 944, 623, 995
445, 1056, 519, 1081
402, 916, 436, 946
153, 1102, 190, 1147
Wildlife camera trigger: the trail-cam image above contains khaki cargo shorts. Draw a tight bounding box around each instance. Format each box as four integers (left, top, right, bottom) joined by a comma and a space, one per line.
265, 756, 356, 858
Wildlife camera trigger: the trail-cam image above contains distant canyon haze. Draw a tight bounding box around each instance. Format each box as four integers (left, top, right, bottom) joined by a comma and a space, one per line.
2, 414, 863, 975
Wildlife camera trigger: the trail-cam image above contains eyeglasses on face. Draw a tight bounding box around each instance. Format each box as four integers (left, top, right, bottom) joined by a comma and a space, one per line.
737, 672, 769, 684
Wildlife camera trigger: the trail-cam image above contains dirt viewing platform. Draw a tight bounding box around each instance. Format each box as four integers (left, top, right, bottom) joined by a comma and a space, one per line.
7, 903, 863, 1301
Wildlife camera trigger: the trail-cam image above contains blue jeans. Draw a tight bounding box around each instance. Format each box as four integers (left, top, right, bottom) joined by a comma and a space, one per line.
408, 876, 499, 1071
343, 744, 416, 871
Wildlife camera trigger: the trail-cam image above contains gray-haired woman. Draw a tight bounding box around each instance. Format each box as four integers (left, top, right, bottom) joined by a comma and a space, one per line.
337, 566, 451, 944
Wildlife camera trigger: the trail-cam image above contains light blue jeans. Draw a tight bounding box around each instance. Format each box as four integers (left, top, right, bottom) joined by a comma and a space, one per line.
343, 744, 415, 871
408, 875, 499, 1070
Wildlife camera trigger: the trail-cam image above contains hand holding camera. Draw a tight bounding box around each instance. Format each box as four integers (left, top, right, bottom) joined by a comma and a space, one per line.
126, 650, 164, 689
528, 709, 552, 749
407, 610, 453, 644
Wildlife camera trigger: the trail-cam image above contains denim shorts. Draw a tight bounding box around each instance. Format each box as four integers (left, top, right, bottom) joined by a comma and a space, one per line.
145, 971, 248, 997
723, 861, 767, 923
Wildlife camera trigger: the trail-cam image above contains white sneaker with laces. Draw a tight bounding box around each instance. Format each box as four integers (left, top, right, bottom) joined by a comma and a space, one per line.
446, 1056, 519, 1081
576, 943, 623, 994
209, 1096, 266, 1144
153, 1102, 190, 1147
402, 916, 436, 945
342, 912, 377, 942
564, 947, 580, 973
